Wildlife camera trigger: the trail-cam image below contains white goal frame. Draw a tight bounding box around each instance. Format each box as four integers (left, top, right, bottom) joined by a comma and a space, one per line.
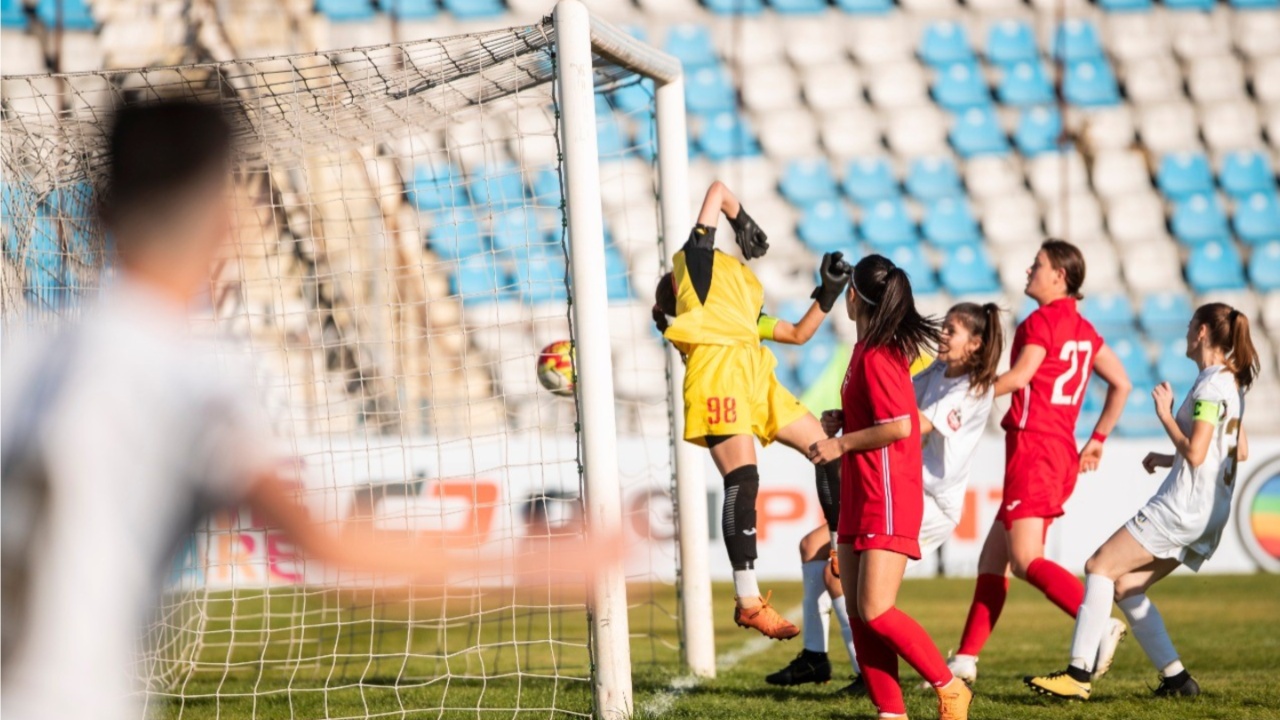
553, 1, 714, 716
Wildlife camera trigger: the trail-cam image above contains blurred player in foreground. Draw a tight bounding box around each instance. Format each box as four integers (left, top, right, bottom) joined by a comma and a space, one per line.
1026, 303, 1257, 701
0, 100, 615, 720
653, 180, 850, 641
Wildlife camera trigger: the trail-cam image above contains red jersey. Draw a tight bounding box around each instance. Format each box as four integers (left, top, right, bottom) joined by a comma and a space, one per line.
1002, 297, 1104, 439
838, 342, 924, 540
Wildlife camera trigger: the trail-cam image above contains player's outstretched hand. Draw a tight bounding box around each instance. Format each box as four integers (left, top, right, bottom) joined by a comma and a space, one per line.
1141, 452, 1174, 475
820, 409, 844, 438
728, 206, 769, 260
811, 251, 852, 312
1151, 382, 1175, 421
1079, 439, 1104, 473
807, 437, 844, 465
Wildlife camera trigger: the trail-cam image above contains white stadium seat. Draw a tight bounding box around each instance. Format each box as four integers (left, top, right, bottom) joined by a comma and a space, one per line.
1138, 102, 1201, 155
1027, 150, 1089, 201
1262, 291, 1280, 336
1105, 11, 1170, 62
1251, 57, 1280, 106
802, 63, 866, 112
1121, 236, 1186, 294
717, 17, 786, 67
966, 155, 1026, 201
998, 240, 1043, 292
1106, 191, 1168, 247
980, 191, 1041, 246
1187, 55, 1246, 104
1091, 149, 1152, 200
1044, 192, 1105, 244
1235, 9, 1280, 60
820, 107, 884, 159
715, 156, 780, 203
1075, 239, 1123, 295
885, 104, 950, 158
1078, 105, 1137, 151
1201, 100, 1262, 152
867, 60, 929, 110
1170, 8, 1233, 60
1120, 56, 1183, 107
848, 14, 914, 67
742, 64, 802, 112
783, 16, 847, 67
758, 108, 821, 159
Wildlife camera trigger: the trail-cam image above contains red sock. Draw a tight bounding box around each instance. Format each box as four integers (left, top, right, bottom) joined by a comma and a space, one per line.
851, 614, 905, 715
866, 607, 952, 687
1026, 557, 1085, 618
957, 573, 1008, 656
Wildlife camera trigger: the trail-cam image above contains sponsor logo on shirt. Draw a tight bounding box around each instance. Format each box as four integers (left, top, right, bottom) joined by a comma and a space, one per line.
947, 407, 962, 432
1005, 500, 1021, 512
1135, 511, 1148, 525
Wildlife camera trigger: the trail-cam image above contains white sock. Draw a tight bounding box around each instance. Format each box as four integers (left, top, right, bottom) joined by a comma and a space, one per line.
1069, 573, 1116, 672
801, 561, 831, 652
733, 569, 760, 600
831, 594, 860, 674
1161, 660, 1186, 678
1118, 593, 1181, 673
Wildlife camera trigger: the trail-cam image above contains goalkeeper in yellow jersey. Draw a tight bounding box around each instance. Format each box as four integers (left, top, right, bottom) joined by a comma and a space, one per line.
653, 181, 851, 641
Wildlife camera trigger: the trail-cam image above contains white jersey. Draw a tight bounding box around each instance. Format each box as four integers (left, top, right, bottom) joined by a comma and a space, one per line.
1130, 365, 1244, 570
1, 280, 278, 720
913, 361, 994, 523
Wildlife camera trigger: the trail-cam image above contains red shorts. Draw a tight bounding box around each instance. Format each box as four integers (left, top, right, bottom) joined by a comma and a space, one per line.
996, 430, 1079, 529
837, 533, 922, 560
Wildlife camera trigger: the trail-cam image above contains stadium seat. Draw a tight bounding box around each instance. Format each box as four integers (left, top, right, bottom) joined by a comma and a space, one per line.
1014, 106, 1062, 156
1171, 193, 1230, 245
1123, 55, 1182, 106
1028, 151, 1088, 200
1221, 151, 1277, 198
985, 20, 1037, 64
1170, 11, 1232, 60
796, 339, 839, 387
1157, 152, 1214, 200
452, 254, 507, 305
768, 0, 827, 13
1108, 12, 1171, 62
2, 0, 27, 28
923, 197, 980, 246
950, 107, 1009, 158
597, 113, 628, 159
1202, 101, 1262, 152
696, 111, 761, 160
742, 64, 801, 112
1233, 191, 1280, 245
997, 61, 1053, 107
529, 167, 562, 206
802, 63, 864, 111
1122, 239, 1186, 293
982, 192, 1041, 246
860, 197, 917, 248
1053, 19, 1104, 62
1249, 241, 1280, 291
409, 162, 465, 211
605, 245, 632, 301
886, 243, 938, 294
1156, 339, 1200, 394
442, 0, 504, 18
841, 157, 898, 203
515, 246, 569, 304
820, 108, 883, 159
1115, 386, 1165, 437
933, 62, 991, 111
835, 0, 894, 13
1236, 8, 1280, 59
885, 105, 950, 158
940, 243, 1000, 294
1064, 59, 1120, 107
905, 156, 963, 201
1098, 0, 1152, 9
1092, 149, 1152, 198
685, 66, 737, 115
781, 158, 840, 207
965, 155, 1024, 200
849, 14, 914, 66
429, 207, 486, 261
1187, 240, 1247, 292
384, 0, 438, 18
1188, 55, 1245, 104
663, 25, 719, 69
613, 78, 655, 114
704, 0, 765, 14
1139, 102, 1199, 154
1232, 0, 1279, 7
490, 207, 541, 252
469, 162, 527, 210
1082, 293, 1136, 339
798, 199, 857, 253
34, 0, 95, 29
1108, 192, 1167, 246
868, 61, 929, 109
1165, 0, 1215, 10
758, 109, 820, 159
1110, 336, 1155, 386
1140, 292, 1194, 341
920, 21, 974, 67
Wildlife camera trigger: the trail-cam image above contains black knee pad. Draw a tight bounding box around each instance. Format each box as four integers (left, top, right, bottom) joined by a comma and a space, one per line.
722, 464, 759, 571
815, 460, 841, 532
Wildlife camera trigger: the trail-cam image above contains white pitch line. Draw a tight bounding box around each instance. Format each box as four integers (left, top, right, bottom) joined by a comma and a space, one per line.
639, 604, 803, 719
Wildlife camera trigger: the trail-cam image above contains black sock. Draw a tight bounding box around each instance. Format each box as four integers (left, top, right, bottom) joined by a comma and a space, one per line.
1066, 665, 1091, 683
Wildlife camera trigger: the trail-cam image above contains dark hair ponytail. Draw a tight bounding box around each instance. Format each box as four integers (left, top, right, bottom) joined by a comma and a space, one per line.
655, 272, 676, 317
1191, 302, 1260, 392
852, 255, 942, 361
948, 302, 1004, 395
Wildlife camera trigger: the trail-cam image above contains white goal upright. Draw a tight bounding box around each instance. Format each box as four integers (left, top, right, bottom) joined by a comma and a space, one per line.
0, 2, 713, 718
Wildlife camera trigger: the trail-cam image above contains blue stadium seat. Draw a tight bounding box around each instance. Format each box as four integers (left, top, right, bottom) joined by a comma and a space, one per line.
920, 21, 974, 67
468, 162, 526, 210
704, 0, 765, 14
1165, 0, 1215, 9
997, 61, 1054, 107
44, 181, 93, 217
515, 246, 569, 303
428, 207, 486, 260
768, 0, 827, 13
410, 162, 465, 211
2, 0, 27, 28
384, 0, 438, 19
529, 167, 562, 206
933, 62, 992, 111
1187, 240, 1247, 292
1156, 339, 1200, 392
1249, 241, 1280, 291
985, 20, 1037, 64
950, 107, 1009, 158
1230, 0, 1278, 6
605, 245, 632, 300
841, 157, 898, 203
441, 0, 505, 19
1220, 150, 1276, 198
923, 197, 980, 246
940, 243, 1000, 294
1063, 59, 1120, 107
597, 113, 628, 159
1110, 336, 1155, 386
1233, 191, 1280, 246
1014, 106, 1063, 156
490, 207, 541, 252
685, 66, 736, 115
860, 197, 917, 248
35, 0, 95, 29
1171, 193, 1230, 245
1017, 296, 1038, 323
1098, 0, 1153, 9
1115, 386, 1165, 438
631, 112, 658, 162
886, 244, 938, 294
1139, 292, 1193, 342
1157, 152, 1214, 200
781, 159, 840, 207
796, 339, 839, 388
452, 254, 507, 305
664, 25, 719, 69
696, 111, 760, 160
1082, 293, 1136, 339
24, 216, 70, 309
835, 0, 893, 12
905, 157, 963, 201
613, 78, 655, 114
1053, 19, 1103, 62
798, 200, 857, 253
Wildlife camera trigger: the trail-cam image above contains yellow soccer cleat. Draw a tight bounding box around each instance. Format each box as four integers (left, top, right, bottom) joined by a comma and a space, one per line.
936, 676, 974, 720
1024, 670, 1092, 701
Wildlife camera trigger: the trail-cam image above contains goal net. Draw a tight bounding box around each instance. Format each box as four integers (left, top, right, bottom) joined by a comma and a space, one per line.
0, 3, 709, 717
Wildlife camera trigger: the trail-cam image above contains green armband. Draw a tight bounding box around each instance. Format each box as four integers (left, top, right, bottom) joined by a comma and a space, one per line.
1193, 400, 1223, 425
757, 314, 779, 341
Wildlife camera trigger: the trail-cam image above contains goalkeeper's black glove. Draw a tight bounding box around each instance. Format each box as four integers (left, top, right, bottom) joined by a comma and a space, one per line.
728, 206, 769, 260
811, 251, 852, 313
652, 305, 670, 334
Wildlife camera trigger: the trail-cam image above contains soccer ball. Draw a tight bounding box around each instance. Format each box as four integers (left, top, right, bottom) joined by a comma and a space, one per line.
536, 340, 576, 397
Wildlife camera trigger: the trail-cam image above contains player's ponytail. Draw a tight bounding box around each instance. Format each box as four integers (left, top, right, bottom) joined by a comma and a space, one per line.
1192, 302, 1260, 392
853, 255, 942, 362
655, 272, 676, 318
948, 302, 1004, 395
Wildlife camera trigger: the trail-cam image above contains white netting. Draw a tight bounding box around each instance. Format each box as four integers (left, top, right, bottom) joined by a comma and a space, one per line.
2, 20, 682, 719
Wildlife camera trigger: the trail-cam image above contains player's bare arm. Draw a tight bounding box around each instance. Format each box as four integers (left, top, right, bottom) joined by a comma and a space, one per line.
805, 418, 911, 465
1151, 382, 1215, 469
696, 181, 768, 260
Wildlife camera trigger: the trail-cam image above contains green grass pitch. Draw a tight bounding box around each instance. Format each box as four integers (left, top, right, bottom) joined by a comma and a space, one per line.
150, 574, 1279, 719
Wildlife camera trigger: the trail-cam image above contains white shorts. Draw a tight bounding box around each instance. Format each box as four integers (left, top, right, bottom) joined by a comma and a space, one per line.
1124, 508, 1217, 572
918, 495, 960, 558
